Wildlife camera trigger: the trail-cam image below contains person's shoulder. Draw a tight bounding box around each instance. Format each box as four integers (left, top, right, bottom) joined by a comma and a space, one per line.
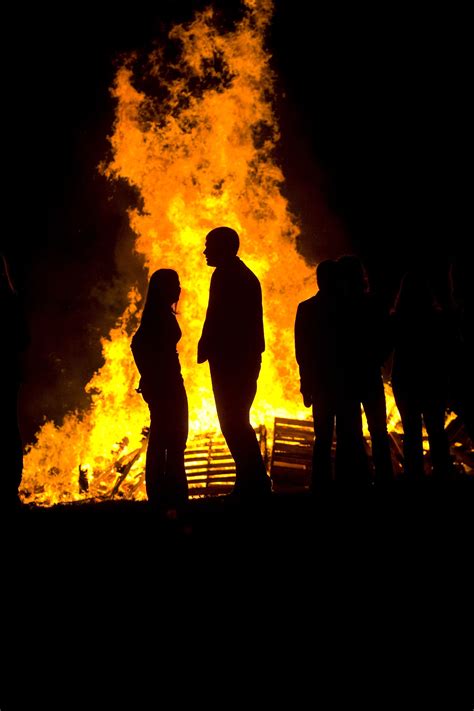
297, 295, 317, 313
300, 294, 318, 306
236, 258, 263, 287
237, 257, 257, 276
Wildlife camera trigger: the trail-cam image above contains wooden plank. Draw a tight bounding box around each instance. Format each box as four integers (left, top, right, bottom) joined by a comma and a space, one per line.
270, 416, 313, 490
273, 449, 312, 459
274, 417, 313, 427
274, 421, 313, 431
272, 462, 310, 473
272, 459, 311, 469
274, 424, 314, 434
183, 428, 271, 497
273, 445, 312, 454
186, 460, 234, 469
274, 431, 315, 441
273, 453, 312, 462
187, 472, 234, 478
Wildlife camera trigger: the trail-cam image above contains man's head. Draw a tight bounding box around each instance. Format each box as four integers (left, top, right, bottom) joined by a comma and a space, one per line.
337, 255, 367, 295
316, 259, 338, 294
204, 227, 239, 267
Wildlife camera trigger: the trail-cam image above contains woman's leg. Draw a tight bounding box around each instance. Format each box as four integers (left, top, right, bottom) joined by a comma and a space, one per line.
145, 408, 166, 507
164, 386, 189, 509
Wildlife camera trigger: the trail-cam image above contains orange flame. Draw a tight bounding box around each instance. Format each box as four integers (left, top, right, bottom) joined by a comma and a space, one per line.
22, 1, 317, 505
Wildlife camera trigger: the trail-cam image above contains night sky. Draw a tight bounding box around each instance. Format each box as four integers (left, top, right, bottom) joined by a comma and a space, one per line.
4, 1, 471, 444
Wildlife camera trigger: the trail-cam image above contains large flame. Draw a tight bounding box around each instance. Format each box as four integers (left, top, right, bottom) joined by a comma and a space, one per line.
23, 1, 317, 505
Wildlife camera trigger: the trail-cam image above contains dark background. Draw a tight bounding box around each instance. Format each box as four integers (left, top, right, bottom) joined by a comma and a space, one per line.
3, 1, 471, 445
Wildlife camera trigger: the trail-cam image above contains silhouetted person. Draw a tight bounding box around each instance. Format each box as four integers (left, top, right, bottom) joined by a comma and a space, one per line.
198, 227, 270, 499
295, 259, 369, 488
337, 255, 394, 483
391, 271, 453, 480
0, 253, 28, 509
448, 258, 474, 441
131, 269, 188, 516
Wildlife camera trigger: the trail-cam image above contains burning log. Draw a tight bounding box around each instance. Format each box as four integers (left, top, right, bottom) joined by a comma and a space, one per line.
268, 411, 473, 490
78, 465, 89, 494
79, 425, 268, 502
446, 416, 474, 475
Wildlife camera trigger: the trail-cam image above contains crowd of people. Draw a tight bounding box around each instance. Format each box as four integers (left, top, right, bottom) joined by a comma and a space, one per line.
1, 227, 472, 516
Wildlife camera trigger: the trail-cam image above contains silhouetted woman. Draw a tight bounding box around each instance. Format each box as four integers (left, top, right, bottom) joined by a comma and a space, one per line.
131, 269, 188, 515
1, 253, 28, 509
391, 271, 452, 480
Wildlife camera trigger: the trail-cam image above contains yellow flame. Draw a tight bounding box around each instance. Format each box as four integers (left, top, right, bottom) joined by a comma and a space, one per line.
22, 1, 317, 506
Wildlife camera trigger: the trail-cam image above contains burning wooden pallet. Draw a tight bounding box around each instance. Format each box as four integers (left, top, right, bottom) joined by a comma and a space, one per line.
186, 425, 268, 497
270, 417, 314, 492
93, 426, 268, 500
445, 415, 474, 474
185, 434, 236, 497
268, 413, 473, 490
84, 413, 472, 502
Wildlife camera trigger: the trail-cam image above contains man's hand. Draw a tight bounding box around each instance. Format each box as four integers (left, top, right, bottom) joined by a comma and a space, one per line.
302, 391, 312, 408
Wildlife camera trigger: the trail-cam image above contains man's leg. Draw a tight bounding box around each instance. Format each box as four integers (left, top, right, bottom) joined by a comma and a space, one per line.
394, 391, 424, 480
363, 373, 394, 482
311, 397, 335, 489
335, 399, 370, 485
210, 361, 269, 493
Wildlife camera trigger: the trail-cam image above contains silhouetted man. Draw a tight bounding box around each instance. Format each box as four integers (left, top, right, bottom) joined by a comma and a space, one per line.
295, 259, 369, 488
198, 226, 270, 499
1, 253, 28, 510
391, 270, 453, 480
449, 257, 474, 441
338, 255, 394, 483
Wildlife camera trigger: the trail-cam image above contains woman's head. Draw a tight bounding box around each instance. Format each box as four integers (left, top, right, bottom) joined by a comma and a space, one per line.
142, 269, 181, 320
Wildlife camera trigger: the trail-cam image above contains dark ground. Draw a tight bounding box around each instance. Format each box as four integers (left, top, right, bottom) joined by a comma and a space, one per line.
3, 484, 473, 708
6, 484, 473, 598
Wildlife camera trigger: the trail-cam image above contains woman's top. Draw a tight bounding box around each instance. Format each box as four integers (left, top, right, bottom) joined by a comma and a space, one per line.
131, 308, 183, 402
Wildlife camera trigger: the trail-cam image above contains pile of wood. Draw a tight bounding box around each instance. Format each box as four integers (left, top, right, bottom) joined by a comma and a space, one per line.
185, 425, 268, 497
92, 425, 268, 500
269, 413, 473, 491
83, 414, 472, 501
270, 417, 314, 492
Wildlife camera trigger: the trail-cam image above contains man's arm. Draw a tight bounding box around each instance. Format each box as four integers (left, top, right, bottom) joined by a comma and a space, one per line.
256, 279, 265, 354
295, 303, 313, 407
197, 271, 216, 363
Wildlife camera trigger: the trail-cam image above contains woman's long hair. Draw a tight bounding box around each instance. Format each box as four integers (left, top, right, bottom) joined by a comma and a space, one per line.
140, 269, 179, 327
